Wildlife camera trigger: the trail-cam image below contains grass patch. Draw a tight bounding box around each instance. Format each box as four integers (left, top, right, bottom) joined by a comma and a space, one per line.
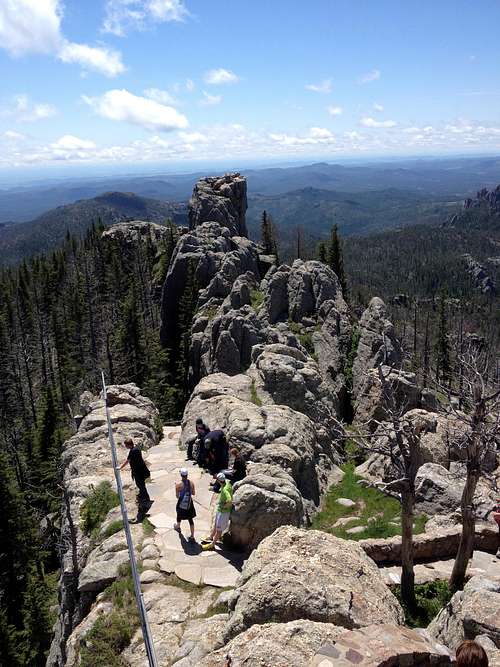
101, 520, 124, 540
142, 518, 155, 537
250, 289, 264, 312
311, 463, 427, 541
80, 481, 119, 539
80, 565, 139, 667
287, 320, 317, 357
250, 379, 263, 407
393, 580, 452, 628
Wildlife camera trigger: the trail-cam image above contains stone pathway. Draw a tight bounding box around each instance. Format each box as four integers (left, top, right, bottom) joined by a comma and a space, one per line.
143, 426, 243, 588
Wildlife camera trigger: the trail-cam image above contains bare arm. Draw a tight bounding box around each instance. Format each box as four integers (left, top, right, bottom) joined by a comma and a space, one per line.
119, 459, 129, 470
191, 481, 195, 496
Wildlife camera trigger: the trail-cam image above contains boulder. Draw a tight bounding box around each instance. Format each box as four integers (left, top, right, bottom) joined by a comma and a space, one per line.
352, 297, 403, 400
229, 463, 305, 549
224, 526, 404, 640
415, 462, 498, 518
311, 624, 453, 666
428, 576, 500, 651
200, 620, 344, 667
188, 172, 248, 237
101, 220, 172, 249
354, 366, 421, 427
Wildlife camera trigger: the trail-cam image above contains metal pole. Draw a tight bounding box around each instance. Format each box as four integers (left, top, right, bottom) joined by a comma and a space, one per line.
101, 371, 158, 667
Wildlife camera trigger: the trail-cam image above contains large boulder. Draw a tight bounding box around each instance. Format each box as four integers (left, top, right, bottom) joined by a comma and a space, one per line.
181, 373, 341, 504
229, 463, 305, 550
415, 462, 498, 518
352, 297, 403, 400
199, 620, 344, 667
188, 172, 248, 237
224, 526, 404, 640
354, 366, 421, 428
428, 576, 500, 651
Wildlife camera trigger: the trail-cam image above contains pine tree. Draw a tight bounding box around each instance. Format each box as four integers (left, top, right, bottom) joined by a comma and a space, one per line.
21, 569, 53, 667
116, 283, 146, 386
0, 608, 21, 667
328, 224, 347, 294
317, 241, 327, 263
260, 211, 279, 262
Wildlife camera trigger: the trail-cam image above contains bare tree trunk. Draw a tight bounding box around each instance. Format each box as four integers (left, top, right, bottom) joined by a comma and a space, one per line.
401, 487, 416, 609
449, 466, 479, 591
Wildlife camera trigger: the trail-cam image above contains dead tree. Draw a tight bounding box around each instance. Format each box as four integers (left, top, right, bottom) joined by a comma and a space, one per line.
351, 364, 425, 611
440, 346, 500, 592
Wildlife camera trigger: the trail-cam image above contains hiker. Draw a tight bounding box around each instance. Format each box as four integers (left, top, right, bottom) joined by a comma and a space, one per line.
204, 429, 229, 475
119, 438, 152, 522
492, 500, 500, 558
187, 417, 210, 463
210, 447, 246, 492
456, 640, 488, 666
173, 468, 196, 542
202, 472, 233, 551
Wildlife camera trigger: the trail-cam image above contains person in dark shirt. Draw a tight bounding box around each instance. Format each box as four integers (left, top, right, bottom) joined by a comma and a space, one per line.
119, 438, 152, 521
187, 417, 210, 464
204, 429, 228, 475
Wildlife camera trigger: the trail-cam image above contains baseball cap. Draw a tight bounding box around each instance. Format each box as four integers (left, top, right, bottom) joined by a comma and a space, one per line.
180, 468, 188, 477
216, 472, 225, 482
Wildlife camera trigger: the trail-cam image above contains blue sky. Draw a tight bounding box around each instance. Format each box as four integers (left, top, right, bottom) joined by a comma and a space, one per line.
1, 0, 500, 173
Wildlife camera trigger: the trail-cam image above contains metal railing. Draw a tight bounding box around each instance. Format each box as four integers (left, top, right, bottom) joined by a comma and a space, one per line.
101, 371, 158, 667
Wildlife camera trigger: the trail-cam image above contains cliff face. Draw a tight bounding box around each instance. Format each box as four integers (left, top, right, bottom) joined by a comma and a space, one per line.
48, 384, 159, 666
188, 172, 248, 237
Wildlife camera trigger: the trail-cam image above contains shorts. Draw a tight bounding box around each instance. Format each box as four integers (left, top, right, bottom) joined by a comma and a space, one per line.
214, 511, 230, 534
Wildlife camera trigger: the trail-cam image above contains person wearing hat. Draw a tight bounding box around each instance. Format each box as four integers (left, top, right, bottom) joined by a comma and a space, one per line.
173, 468, 196, 541
202, 472, 233, 551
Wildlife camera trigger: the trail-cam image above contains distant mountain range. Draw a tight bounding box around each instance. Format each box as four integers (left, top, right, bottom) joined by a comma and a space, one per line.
2, 156, 500, 224
0, 192, 187, 265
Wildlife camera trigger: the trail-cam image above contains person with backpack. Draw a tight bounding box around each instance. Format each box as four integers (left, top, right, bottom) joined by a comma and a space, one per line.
119, 438, 152, 522
204, 429, 229, 475
173, 468, 196, 541
187, 417, 210, 463
202, 472, 233, 551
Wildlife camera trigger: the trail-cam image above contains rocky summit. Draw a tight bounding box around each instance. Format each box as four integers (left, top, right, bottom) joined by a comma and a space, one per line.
40, 172, 500, 667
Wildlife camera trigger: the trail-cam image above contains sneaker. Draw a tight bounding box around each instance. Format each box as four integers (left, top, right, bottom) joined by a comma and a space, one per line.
202, 542, 214, 551
200, 536, 212, 544
173, 523, 181, 533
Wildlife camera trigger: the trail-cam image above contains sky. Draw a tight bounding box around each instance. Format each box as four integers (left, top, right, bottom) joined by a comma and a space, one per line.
1, 0, 500, 175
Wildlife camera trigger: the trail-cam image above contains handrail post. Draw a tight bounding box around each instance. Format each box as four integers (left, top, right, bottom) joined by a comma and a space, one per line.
101, 371, 158, 667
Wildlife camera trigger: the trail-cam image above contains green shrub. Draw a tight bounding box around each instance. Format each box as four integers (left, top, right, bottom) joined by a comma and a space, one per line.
101, 520, 124, 539
250, 289, 264, 311
142, 518, 155, 536
80, 566, 139, 667
80, 482, 119, 538
393, 580, 452, 627
250, 380, 263, 407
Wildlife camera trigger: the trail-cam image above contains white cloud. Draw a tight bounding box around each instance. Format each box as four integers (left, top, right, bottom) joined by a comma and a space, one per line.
0, 0, 126, 77
359, 69, 381, 84
0, 0, 62, 56
360, 116, 396, 128
178, 131, 208, 143
82, 88, 188, 131
373, 103, 384, 112
199, 91, 222, 106
3, 130, 26, 140
204, 68, 239, 85
12, 94, 57, 122
143, 88, 179, 105
186, 78, 195, 92
327, 105, 343, 116
51, 135, 96, 150
305, 79, 332, 94
102, 0, 189, 35
58, 41, 125, 77
270, 127, 335, 146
